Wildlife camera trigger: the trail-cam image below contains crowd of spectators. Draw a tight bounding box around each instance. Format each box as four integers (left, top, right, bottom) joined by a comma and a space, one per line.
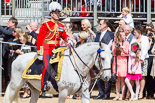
54, 0, 154, 18
0, 5, 155, 101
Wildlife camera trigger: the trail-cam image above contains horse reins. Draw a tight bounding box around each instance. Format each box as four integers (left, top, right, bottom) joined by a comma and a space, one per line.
70, 45, 91, 70
65, 45, 111, 93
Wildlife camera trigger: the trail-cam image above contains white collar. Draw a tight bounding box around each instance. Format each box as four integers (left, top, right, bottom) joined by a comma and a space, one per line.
100, 29, 107, 41
101, 29, 107, 35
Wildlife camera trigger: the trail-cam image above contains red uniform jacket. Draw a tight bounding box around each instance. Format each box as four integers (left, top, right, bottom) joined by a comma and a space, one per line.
37, 19, 69, 55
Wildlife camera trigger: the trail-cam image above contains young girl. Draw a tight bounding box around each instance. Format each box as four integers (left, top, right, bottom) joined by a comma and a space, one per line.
125, 43, 142, 101
112, 29, 129, 100
119, 7, 134, 28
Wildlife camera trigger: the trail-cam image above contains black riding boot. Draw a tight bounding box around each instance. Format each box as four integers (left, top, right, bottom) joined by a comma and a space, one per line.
42, 70, 50, 92
42, 82, 50, 92
42, 54, 54, 92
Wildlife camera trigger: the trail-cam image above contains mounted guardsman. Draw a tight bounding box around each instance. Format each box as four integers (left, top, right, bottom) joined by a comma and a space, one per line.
36, 1, 73, 92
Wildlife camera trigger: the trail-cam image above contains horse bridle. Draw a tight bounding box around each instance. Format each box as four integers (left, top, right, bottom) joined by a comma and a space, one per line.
63, 45, 111, 93
95, 48, 111, 71
69, 45, 111, 77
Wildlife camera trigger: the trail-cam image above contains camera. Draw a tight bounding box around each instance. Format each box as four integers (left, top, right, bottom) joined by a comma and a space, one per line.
25, 25, 30, 30
148, 32, 153, 37
116, 43, 120, 48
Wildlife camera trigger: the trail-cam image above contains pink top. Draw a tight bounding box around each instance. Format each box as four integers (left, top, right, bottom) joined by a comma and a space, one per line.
128, 55, 142, 74
112, 41, 129, 77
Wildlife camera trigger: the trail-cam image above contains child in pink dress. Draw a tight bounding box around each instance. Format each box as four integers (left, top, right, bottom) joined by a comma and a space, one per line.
125, 43, 142, 101
112, 30, 129, 100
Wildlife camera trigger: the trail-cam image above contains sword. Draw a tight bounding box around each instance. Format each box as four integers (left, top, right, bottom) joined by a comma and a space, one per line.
89, 69, 104, 94
89, 78, 98, 94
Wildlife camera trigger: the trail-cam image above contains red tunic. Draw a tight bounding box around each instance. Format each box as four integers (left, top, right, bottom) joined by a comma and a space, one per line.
37, 19, 69, 55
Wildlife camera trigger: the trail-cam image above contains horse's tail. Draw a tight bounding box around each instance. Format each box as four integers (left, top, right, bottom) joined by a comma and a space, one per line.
3, 83, 19, 103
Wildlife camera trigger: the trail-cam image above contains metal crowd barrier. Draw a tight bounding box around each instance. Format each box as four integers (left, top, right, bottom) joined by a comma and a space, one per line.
0, 38, 3, 97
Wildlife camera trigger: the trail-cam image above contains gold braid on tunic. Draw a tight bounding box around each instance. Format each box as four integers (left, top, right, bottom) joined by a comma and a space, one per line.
45, 19, 59, 41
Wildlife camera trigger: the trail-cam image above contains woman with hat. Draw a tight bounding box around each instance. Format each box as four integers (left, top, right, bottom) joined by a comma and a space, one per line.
125, 43, 142, 101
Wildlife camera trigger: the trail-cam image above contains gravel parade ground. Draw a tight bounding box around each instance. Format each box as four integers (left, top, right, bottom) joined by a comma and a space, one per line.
1, 90, 155, 103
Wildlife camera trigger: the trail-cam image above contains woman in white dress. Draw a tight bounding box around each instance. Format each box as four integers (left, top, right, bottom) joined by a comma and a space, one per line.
133, 26, 149, 99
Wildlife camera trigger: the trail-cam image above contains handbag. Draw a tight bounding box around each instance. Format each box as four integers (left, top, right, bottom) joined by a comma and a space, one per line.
111, 56, 118, 82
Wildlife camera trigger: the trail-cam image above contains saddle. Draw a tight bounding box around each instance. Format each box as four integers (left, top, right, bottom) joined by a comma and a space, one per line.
21, 46, 68, 81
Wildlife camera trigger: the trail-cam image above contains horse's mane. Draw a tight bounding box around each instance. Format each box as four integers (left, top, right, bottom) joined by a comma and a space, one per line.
74, 42, 100, 55
64, 42, 109, 56
75, 42, 109, 52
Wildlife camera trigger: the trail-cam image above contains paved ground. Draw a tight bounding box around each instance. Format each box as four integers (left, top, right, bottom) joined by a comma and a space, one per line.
1, 90, 155, 103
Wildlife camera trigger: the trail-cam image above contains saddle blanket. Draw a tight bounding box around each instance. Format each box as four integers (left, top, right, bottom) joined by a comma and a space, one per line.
21, 56, 43, 80
21, 46, 68, 81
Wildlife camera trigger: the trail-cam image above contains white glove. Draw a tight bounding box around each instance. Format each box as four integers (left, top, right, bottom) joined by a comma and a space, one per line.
37, 55, 43, 60
68, 39, 73, 46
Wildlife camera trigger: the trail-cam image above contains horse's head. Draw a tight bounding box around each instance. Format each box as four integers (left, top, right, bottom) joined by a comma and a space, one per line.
94, 41, 112, 81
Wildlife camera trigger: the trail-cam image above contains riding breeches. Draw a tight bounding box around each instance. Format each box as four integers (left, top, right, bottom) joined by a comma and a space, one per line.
41, 54, 52, 90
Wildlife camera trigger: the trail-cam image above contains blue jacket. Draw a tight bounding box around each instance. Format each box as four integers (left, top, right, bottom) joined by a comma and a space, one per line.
95, 30, 114, 45
0, 25, 14, 41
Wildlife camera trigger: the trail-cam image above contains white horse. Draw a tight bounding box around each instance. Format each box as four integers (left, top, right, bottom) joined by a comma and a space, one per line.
3, 42, 112, 103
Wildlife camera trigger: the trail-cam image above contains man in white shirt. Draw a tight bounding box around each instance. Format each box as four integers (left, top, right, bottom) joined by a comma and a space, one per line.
124, 25, 137, 55
124, 25, 136, 44
94, 19, 114, 100
95, 19, 114, 45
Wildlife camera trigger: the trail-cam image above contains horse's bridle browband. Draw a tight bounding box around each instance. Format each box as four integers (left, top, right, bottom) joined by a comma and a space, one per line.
95, 48, 112, 71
